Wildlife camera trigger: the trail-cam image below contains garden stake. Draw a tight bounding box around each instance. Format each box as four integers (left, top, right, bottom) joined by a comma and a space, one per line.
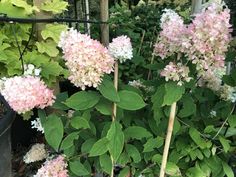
112, 61, 119, 121
110, 61, 119, 177
159, 102, 177, 177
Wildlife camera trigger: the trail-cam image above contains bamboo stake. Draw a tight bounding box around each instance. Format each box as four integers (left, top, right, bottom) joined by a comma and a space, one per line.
112, 61, 119, 121
159, 102, 177, 177
100, 0, 109, 45
85, 0, 91, 35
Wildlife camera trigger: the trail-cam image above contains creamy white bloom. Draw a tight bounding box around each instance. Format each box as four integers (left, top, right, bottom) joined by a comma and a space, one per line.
23, 143, 48, 164
31, 118, 44, 133
108, 35, 133, 63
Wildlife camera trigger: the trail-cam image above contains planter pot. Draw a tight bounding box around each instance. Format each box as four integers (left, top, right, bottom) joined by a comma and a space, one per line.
0, 94, 15, 177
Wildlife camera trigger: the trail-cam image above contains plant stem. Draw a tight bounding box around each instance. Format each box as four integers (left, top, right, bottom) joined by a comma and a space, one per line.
112, 61, 119, 122
159, 102, 177, 177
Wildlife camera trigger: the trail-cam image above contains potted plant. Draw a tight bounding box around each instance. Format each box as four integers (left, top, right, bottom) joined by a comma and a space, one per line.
0, 94, 15, 177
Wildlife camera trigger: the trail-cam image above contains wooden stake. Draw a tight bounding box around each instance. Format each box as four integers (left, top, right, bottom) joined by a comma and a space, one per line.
100, 0, 109, 46
112, 61, 119, 121
159, 102, 177, 177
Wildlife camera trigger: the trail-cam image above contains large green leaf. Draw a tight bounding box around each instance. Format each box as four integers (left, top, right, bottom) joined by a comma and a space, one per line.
98, 78, 120, 102
143, 137, 164, 152
11, 0, 39, 14
60, 132, 79, 150
89, 138, 109, 157
166, 162, 181, 177
178, 95, 196, 117
99, 154, 112, 175
95, 98, 112, 115
125, 144, 141, 163
41, 24, 68, 43
219, 136, 230, 153
69, 161, 90, 176
41, 61, 64, 79
41, 0, 68, 14
222, 161, 234, 177
124, 126, 152, 140
117, 90, 146, 110
71, 116, 90, 129
44, 114, 64, 151
36, 40, 59, 57
106, 121, 124, 162
65, 91, 100, 110
189, 128, 211, 149
163, 82, 185, 106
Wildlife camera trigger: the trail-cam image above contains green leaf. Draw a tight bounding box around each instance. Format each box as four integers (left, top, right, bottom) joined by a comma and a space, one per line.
36, 40, 59, 57
163, 82, 185, 106
166, 162, 181, 176
41, 61, 64, 79
0, 1, 27, 17
69, 161, 90, 176
124, 126, 152, 140
52, 92, 69, 110
71, 116, 90, 129
125, 144, 141, 163
143, 137, 164, 152
60, 132, 79, 150
189, 128, 210, 149
117, 90, 146, 110
98, 78, 120, 102
95, 99, 112, 115
219, 136, 231, 153
118, 167, 130, 177
178, 95, 196, 117
65, 91, 100, 110
186, 166, 206, 177
228, 115, 236, 128
89, 138, 109, 157
81, 138, 96, 153
11, 0, 39, 14
106, 121, 124, 162
44, 114, 64, 151
99, 154, 112, 175
41, 0, 68, 14
222, 161, 234, 177
41, 24, 68, 43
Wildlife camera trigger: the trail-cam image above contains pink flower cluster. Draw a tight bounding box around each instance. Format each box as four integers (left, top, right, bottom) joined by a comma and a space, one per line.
58, 28, 114, 90
34, 155, 68, 177
108, 35, 133, 63
160, 62, 191, 86
154, 3, 232, 85
0, 76, 55, 114
188, 3, 232, 71
154, 9, 190, 59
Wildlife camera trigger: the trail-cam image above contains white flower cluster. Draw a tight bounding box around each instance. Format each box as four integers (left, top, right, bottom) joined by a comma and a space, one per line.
23, 143, 48, 164
128, 80, 154, 92
24, 64, 41, 77
31, 118, 44, 133
108, 35, 133, 63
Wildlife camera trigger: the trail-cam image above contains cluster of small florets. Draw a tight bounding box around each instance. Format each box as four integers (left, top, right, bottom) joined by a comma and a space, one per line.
24, 64, 41, 77
154, 2, 232, 88
154, 9, 190, 59
31, 118, 44, 133
128, 80, 154, 92
160, 62, 192, 86
34, 155, 68, 177
23, 143, 48, 164
198, 66, 236, 103
188, 2, 232, 71
58, 28, 114, 90
0, 76, 55, 114
108, 35, 133, 63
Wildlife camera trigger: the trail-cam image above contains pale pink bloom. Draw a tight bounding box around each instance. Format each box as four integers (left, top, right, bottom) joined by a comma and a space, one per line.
34, 155, 68, 177
0, 76, 55, 114
108, 35, 133, 63
160, 62, 192, 86
59, 28, 114, 90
